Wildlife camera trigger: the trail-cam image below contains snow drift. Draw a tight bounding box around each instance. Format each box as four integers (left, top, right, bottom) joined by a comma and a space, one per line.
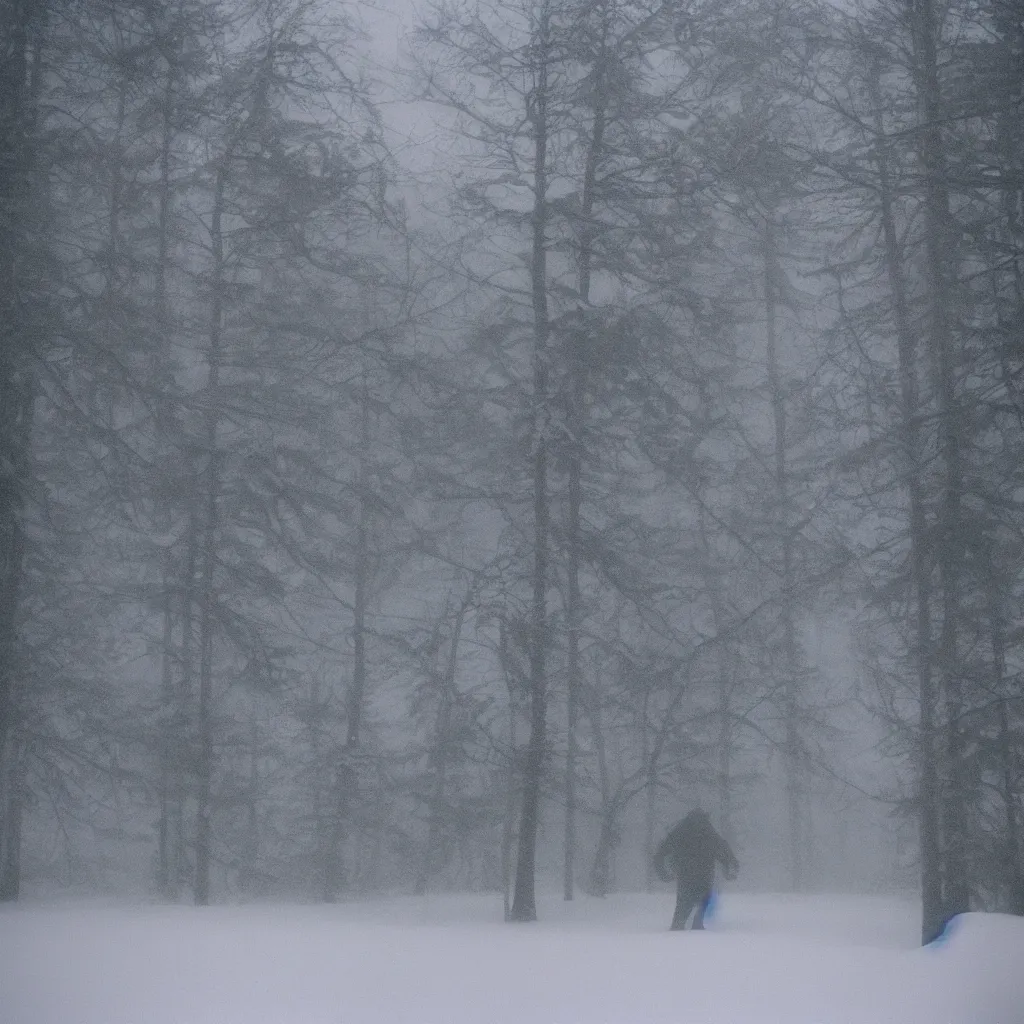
2, 892, 1021, 1024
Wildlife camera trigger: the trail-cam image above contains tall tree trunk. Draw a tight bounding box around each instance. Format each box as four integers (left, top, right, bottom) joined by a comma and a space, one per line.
510, 2, 552, 924
164, 24, 199, 893
869, 65, 943, 943
563, 11, 608, 903
763, 217, 803, 891
324, 379, 372, 901
563, 400, 581, 901
0, 0, 40, 902
911, 0, 969, 925
155, 36, 183, 903
194, 165, 228, 906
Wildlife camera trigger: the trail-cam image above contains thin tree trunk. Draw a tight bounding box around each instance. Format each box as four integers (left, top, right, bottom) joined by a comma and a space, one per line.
697, 507, 735, 842
981, 210, 1023, 913
641, 689, 656, 890
510, 2, 552, 924
498, 620, 520, 921
586, 663, 613, 897
307, 673, 329, 898
563, 419, 581, 902
988, 577, 1022, 913
716, 661, 734, 845
763, 217, 803, 891
501, 740, 518, 921
243, 697, 260, 896
194, 165, 228, 906
177, 491, 198, 897
155, 34, 182, 903
869, 66, 943, 943
157, 577, 178, 899
166, 27, 198, 888
416, 597, 468, 895
324, 379, 372, 901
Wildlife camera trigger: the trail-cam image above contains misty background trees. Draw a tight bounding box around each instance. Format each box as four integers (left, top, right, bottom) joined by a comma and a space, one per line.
0, 0, 1020, 943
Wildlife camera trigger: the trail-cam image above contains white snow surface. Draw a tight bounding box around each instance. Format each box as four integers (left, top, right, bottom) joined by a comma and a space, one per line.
2, 891, 1022, 1024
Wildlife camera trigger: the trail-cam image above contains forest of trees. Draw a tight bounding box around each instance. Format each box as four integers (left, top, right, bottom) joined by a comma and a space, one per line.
0, 0, 1020, 945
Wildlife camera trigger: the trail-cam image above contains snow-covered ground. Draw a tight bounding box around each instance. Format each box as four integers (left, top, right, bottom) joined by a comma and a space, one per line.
2, 891, 1022, 1024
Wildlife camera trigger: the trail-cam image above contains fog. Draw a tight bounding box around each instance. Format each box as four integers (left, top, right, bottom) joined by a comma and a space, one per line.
0, 0, 1021, 962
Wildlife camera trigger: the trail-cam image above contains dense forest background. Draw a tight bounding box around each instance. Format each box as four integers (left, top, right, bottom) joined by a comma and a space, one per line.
0, 0, 1021, 944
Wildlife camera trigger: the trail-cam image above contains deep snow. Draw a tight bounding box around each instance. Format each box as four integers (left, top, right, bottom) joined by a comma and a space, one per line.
2, 891, 1021, 1023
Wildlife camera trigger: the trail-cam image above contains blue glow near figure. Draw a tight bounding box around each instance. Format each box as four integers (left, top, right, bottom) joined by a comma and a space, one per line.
704, 888, 718, 925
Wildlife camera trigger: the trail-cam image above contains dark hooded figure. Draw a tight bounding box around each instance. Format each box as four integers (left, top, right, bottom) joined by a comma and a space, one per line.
653, 809, 738, 931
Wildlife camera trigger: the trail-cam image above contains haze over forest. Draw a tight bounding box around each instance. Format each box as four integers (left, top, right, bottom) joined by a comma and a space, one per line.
0, 0, 1021, 946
